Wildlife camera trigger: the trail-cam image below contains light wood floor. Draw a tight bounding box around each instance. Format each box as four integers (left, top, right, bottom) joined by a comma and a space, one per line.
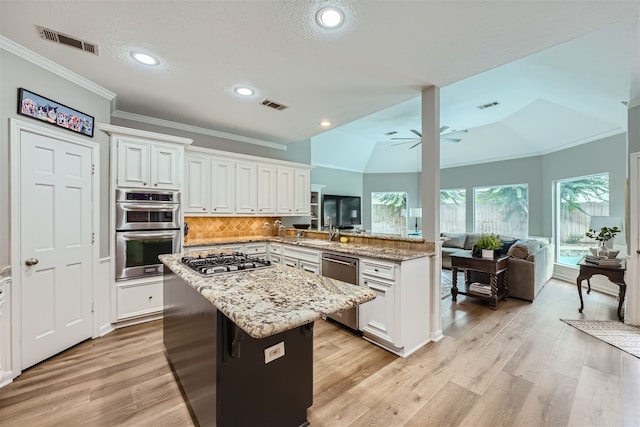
1, 278, 638, 426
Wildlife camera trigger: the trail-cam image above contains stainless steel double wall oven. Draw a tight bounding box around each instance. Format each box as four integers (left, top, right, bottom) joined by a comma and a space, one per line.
115, 189, 181, 281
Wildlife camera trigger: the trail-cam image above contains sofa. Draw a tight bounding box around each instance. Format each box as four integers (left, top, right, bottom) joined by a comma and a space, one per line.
440, 232, 554, 301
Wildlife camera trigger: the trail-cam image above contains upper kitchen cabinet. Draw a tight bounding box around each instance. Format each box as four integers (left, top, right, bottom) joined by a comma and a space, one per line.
294, 168, 310, 215
278, 167, 310, 215
184, 146, 310, 217
257, 164, 277, 215
211, 157, 236, 214
100, 124, 192, 191
235, 160, 257, 215
276, 167, 295, 214
184, 153, 211, 214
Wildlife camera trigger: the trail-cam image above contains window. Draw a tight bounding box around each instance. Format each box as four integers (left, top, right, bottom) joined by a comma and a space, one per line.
440, 189, 466, 233
474, 184, 528, 236
556, 174, 609, 266
371, 192, 407, 235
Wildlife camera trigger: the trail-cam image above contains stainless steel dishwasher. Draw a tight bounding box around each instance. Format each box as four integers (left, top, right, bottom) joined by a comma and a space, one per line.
321, 252, 360, 331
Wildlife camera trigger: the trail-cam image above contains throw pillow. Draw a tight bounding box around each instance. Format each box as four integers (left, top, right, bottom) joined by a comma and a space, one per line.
442, 232, 466, 248
521, 239, 542, 253
464, 233, 481, 250
499, 239, 518, 255
508, 243, 529, 259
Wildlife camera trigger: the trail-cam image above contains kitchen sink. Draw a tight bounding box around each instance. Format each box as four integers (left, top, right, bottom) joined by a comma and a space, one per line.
300, 240, 335, 246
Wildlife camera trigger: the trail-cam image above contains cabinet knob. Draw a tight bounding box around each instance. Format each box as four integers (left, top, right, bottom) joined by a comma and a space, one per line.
374, 268, 379, 272
148, 296, 153, 300
203, 208, 206, 211
25, 258, 39, 266
154, 183, 158, 187
143, 182, 147, 186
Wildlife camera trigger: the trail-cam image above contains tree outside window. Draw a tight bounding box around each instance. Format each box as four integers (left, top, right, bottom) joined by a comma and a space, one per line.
440, 189, 466, 233
556, 174, 609, 266
474, 184, 529, 237
371, 192, 407, 235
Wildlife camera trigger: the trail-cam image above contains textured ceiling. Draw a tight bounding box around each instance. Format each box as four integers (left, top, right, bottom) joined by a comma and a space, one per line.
1, 1, 639, 172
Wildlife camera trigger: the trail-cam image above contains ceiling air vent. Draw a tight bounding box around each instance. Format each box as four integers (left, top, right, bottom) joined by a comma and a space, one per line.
260, 99, 288, 111
37, 26, 99, 55
477, 101, 499, 110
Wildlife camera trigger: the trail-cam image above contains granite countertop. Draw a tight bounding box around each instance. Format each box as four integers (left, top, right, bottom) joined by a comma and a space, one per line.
0, 265, 10, 280
159, 253, 376, 339
184, 236, 435, 262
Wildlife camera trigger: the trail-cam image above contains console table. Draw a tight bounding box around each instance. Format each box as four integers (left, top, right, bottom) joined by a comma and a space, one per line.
450, 250, 509, 310
576, 257, 626, 321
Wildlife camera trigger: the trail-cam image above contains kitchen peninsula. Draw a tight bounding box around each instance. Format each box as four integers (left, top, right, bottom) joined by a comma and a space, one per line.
160, 251, 376, 427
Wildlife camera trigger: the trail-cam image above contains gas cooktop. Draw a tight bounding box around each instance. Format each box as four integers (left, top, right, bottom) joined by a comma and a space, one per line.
181, 252, 273, 276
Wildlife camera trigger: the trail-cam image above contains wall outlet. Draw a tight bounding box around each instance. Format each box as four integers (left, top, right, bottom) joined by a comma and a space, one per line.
264, 341, 285, 364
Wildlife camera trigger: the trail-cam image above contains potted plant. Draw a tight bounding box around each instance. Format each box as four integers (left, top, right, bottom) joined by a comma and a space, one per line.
475, 234, 503, 258
585, 226, 620, 257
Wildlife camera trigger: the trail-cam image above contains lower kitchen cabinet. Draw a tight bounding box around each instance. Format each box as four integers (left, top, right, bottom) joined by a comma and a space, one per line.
0, 277, 14, 387
358, 256, 430, 357
116, 279, 163, 321
282, 245, 321, 275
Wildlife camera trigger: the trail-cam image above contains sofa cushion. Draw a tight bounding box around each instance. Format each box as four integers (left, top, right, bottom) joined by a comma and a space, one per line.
520, 239, 542, 253
442, 232, 466, 248
508, 243, 530, 259
464, 233, 481, 250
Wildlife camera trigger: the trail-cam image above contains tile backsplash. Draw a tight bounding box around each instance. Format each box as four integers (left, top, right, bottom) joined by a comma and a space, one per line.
185, 216, 281, 240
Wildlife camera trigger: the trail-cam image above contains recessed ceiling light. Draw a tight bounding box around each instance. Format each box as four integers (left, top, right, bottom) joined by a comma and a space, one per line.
320, 121, 332, 127
131, 52, 159, 65
316, 6, 344, 29
234, 87, 255, 96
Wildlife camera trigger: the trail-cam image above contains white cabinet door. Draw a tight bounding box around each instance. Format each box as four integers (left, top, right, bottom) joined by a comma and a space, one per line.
359, 276, 396, 345
117, 139, 150, 188
294, 168, 310, 215
257, 164, 277, 215
184, 153, 211, 214
211, 157, 235, 214
150, 144, 181, 190
277, 166, 295, 215
235, 160, 257, 215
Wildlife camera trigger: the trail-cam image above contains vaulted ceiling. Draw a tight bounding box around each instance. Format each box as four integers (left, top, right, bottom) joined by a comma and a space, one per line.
1, 1, 638, 172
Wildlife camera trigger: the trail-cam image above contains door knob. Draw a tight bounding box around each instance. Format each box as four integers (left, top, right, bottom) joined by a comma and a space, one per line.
25, 258, 39, 266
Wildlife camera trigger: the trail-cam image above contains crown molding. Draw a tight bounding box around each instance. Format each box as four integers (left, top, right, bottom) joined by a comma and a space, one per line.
628, 98, 640, 109
0, 35, 116, 101
112, 110, 287, 151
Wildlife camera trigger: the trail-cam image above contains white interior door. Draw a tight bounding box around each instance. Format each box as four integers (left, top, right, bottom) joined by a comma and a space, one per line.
19, 130, 93, 369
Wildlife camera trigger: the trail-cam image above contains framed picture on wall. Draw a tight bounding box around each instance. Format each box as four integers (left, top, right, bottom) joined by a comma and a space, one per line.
17, 87, 94, 137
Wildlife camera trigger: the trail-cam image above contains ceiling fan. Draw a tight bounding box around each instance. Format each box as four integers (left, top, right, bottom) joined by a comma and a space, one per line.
391, 126, 468, 149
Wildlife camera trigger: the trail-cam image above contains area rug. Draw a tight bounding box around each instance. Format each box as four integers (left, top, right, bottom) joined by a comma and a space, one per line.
560, 319, 640, 359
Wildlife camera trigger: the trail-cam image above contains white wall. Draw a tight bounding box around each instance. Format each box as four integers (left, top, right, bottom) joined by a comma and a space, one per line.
0, 48, 112, 262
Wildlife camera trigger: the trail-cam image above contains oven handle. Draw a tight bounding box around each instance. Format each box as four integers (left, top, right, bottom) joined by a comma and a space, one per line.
119, 231, 178, 240
118, 203, 178, 211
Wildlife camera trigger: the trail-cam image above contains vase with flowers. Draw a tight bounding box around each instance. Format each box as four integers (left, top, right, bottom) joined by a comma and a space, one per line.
585, 226, 621, 257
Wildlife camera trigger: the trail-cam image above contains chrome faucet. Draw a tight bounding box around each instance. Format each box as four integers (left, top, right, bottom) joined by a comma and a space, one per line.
326, 216, 338, 241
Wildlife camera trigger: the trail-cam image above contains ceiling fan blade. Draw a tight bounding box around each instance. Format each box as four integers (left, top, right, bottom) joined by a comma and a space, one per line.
441, 138, 462, 143
391, 141, 414, 146
441, 129, 469, 137
410, 129, 422, 137
391, 137, 420, 140
440, 126, 449, 133
409, 142, 422, 149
